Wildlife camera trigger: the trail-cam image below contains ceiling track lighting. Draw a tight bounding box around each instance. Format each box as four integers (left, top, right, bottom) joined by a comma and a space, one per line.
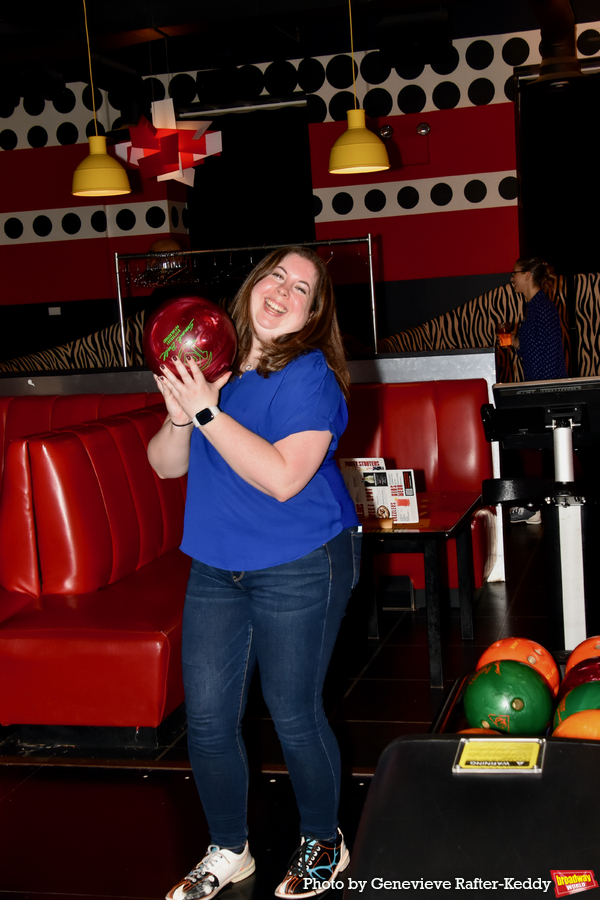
328, 0, 390, 175
72, 0, 131, 197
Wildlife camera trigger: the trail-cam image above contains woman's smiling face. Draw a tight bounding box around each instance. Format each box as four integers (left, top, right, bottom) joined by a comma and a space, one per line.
250, 252, 317, 344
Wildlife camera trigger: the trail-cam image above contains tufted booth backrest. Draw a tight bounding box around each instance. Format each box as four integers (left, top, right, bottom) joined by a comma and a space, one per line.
0, 392, 162, 482
336, 379, 493, 492
0, 405, 185, 598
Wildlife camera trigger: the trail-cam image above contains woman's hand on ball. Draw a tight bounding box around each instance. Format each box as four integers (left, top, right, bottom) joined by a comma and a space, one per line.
159, 356, 231, 420
153, 373, 189, 424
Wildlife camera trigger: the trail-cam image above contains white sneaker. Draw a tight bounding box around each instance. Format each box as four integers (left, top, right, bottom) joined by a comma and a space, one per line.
166, 843, 255, 899
509, 506, 542, 525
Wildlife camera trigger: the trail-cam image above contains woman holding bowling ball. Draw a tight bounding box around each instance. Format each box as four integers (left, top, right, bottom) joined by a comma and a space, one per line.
148, 247, 361, 899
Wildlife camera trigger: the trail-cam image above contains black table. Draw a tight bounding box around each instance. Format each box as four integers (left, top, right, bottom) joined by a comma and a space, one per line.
361, 491, 481, 688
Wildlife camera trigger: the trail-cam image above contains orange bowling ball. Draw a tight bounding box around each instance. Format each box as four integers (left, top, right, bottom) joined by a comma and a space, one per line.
553, 709, 600, 740
566, 636, 600, 674
476, 637, 559, 697
457, 727, 502, 735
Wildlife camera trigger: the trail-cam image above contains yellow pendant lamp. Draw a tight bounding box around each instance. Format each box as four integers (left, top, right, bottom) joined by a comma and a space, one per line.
328, 0, 390, 175
72, 0, 130, 197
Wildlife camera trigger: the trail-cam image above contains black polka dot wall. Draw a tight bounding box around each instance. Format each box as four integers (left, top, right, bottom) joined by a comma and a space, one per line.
266, 30, 545, 123
0, 130, 18, 151
91, 211, 107, 233
146, 207, 167, 229
4, 218, 24, 240
360, 51, 391, 85
312, 170, 523, 223
0, 73, 177, 152
398, 85, 427, 114
364, 189, 387, 213
62, 213, 82, 235
238, 65, 265, 100
326, 55, 357, 91
0, 201, 189, 248
264, 60, 298, 96
363, 88, 393, 118
306, 95, 327, 124
465, 40, 495, 70
499, 176, 519, 200
577, 29, 600, 56
168, 73, 198, 106
329, 91, 355, 122
464, 180, 487, 203
0, 27, 572, 149
502, 37, 530, 66
398, 186, 420, 210
468, 78, 495, 106
430, 183, 453, 206
332, 192, 354, 216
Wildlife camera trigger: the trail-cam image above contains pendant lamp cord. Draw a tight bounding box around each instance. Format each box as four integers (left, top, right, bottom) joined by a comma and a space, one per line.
82, 0, 98, 136
348, 0, 357, 109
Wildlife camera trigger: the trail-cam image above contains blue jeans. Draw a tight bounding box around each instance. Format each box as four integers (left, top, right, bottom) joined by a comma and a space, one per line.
181, 526, 362, 849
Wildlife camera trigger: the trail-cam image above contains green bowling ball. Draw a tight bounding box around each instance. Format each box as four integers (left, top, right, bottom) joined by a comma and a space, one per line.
553, 680, 600, 730
463, 659, 553, 735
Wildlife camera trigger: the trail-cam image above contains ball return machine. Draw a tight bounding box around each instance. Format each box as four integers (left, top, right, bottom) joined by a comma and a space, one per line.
481, 376, 600, 652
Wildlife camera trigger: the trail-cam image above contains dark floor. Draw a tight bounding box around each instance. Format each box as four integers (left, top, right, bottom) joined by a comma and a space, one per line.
0, 519, 552, 900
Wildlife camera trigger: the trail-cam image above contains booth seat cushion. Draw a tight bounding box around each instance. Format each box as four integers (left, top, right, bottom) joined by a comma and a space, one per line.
338, 379, 493, 490
0, 401, 190, 729
0, 405, 184, 597
0, 548, 190, 727
336, 379, 495, 590
0, 392, 162, 481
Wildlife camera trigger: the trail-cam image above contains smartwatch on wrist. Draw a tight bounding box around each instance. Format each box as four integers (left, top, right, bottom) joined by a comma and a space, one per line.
194, 405, 221, 427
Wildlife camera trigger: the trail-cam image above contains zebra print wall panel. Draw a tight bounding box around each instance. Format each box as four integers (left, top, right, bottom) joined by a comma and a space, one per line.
1, 275, 599, 382
379, 277, 583, 382
0, 311, 146, 374
576, 273, 600, 378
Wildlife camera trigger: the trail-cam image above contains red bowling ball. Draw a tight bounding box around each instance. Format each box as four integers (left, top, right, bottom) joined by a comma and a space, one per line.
566, 636, 600, 674
143, 295, 237, 382
557, 657, 600, 703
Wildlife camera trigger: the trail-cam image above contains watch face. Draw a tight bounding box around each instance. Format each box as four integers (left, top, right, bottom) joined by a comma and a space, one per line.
195, 408, 214, 426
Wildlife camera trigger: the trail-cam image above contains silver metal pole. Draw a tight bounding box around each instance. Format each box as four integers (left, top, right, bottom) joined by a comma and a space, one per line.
366, 233, 378, 352
114, 252, 129, 368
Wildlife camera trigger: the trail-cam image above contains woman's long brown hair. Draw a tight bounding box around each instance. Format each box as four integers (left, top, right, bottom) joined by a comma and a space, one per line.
516, 257, 557, 297
228, 246, 351, 399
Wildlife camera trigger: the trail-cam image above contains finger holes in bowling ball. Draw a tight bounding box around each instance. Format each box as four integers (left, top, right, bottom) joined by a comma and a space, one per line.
143, 295, 237, 382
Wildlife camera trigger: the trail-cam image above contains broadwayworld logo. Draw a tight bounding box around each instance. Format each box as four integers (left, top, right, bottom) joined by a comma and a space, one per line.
551, 871, 599, 898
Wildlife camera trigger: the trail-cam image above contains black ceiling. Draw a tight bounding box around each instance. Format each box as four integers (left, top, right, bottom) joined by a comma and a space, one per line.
0, 0, 598, 106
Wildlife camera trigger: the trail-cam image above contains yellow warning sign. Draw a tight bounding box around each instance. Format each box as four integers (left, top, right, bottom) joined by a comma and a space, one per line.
453, 738, 545, 774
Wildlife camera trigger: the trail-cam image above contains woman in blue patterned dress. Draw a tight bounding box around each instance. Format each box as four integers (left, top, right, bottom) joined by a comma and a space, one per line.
510, 257, 567, 382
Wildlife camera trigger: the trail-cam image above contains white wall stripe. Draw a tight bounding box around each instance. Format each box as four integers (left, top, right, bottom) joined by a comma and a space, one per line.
314, 169, 518, 222
0, 200, 188, 246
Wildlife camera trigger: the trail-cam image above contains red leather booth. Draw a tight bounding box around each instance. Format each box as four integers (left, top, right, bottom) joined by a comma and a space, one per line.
0, 393, 190, 730
0, 379, 495, 733
335, 379, 496, 592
